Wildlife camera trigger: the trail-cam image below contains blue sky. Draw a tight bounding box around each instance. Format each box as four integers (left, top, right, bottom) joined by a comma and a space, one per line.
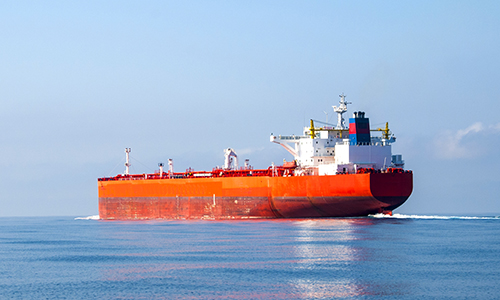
1, 1, 499, 216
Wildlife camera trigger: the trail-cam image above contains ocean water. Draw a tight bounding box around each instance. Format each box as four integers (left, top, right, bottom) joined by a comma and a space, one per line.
1, 215, 499, 299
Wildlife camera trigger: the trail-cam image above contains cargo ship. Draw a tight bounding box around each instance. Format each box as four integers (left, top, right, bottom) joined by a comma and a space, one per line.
98, 94, 412, 219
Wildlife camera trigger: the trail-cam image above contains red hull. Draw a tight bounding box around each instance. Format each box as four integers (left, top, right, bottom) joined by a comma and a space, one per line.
98, 172, 412, 219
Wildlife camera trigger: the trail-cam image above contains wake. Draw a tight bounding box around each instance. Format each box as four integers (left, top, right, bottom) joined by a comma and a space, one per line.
74, 215, 100, 220
369, 213, 500, 220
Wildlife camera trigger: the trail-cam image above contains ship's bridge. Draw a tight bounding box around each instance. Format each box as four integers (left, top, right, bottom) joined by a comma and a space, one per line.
271, 94, 403, 175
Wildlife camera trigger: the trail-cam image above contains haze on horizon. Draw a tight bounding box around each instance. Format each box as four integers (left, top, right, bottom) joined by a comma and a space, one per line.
1, 1, 499, 217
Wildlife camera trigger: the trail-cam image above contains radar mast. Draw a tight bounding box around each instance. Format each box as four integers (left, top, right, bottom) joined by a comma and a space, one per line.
333, 93, 351, 130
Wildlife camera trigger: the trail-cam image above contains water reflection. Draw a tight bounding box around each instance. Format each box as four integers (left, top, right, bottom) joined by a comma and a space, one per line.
289, 218, 404, 298
95, 218, 407, 299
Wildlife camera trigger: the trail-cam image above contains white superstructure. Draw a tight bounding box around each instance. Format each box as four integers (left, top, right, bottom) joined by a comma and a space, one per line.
270, 94, 404, 175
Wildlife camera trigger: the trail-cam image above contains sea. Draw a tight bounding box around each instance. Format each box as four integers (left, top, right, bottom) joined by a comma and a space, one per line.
1, 214, 499, 299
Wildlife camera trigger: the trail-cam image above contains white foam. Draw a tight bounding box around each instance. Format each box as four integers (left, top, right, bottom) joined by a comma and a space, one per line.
74, 215, 100, 220
369, 213, 499, 220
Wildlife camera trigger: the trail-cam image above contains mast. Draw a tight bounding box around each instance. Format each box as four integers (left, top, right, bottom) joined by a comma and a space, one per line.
158, 163, 164, 177
168, 159, 173, 178
124, 148, 131, 175
333, 93, 351, 130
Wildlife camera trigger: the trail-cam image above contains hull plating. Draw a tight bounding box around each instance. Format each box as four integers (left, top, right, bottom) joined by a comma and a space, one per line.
98, 173, 412, 219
